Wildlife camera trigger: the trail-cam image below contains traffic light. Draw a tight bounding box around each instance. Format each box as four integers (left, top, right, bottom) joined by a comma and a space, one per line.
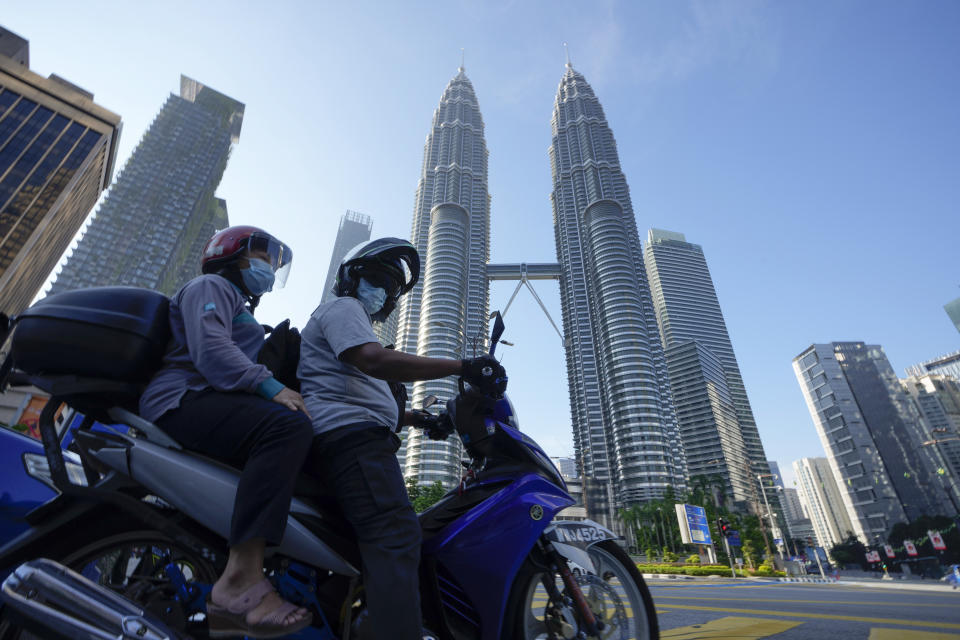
717, 517, 731, 538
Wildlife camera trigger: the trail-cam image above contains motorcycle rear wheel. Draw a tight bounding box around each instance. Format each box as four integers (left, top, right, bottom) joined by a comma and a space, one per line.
0, 527, 220, 640
510, 540, 658, 640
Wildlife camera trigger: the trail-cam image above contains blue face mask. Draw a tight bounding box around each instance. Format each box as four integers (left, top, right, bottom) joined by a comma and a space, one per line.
356, 278, 387, 316
241, 258, 275, 296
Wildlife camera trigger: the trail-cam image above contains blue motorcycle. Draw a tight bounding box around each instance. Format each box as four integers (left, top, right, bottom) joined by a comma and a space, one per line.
0, 289, 657, 639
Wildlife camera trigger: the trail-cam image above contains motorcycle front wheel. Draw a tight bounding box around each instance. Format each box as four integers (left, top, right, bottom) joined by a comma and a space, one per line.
509, 540, 658, 640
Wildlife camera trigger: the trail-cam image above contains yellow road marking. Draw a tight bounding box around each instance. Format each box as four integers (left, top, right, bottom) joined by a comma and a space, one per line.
662, 616, 801, 639
660, 604, 960, 630
655, 595, 958, 607
869, 629, 960, 639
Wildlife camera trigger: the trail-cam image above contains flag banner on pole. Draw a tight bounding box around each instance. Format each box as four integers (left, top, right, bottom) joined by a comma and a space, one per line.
929, 530, 946, 551
883, 544, 895, 558
905, 540, 918, 556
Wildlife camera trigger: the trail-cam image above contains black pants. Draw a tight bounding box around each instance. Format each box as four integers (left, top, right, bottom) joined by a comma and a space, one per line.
157, 389, 313, 547
305, 426, 422, 640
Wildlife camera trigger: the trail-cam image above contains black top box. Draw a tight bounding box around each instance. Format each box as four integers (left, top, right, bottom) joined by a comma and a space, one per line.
11, 287, 171, 382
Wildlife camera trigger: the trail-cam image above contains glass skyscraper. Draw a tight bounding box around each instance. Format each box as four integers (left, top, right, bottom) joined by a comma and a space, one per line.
320, 210, 373, 305
794, 342, 959, 540
49, 76, 242, 297
643, 228, 771, 502
549, 63, 686, 525
395, 66, 490, 487
0, 29, 121, 314
792, 457, 854, 549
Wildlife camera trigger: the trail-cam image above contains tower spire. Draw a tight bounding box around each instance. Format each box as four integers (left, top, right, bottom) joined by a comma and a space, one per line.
459, 48, 465, 73
563, 42, 572, 69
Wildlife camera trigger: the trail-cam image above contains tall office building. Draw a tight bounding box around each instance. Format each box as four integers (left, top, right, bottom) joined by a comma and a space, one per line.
549, 63, 686, 525
394, 65, 490, 487
320, 210, 372, 305
0, 28, 121, 314
792, 457, 854, 548
780, 487, 805, 528
793, 343, 960, 541
644, 229, 771, 500
49, 76, 242, 296
665, 340, 750, 502
908, 351, 960, 382
945, 297, 960, 335
901, 374, 960, 505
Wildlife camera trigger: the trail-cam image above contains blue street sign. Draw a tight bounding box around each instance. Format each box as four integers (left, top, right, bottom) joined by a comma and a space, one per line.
727, 530, 741, 547
683, 504, 712, 545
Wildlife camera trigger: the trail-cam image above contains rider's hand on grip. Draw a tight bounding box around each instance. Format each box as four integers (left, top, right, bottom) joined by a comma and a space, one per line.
411, 410, 455, 440
460, 355, 508, 398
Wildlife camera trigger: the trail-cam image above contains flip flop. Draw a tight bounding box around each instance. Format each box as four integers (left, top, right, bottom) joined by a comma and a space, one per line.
206, 578, 313, 639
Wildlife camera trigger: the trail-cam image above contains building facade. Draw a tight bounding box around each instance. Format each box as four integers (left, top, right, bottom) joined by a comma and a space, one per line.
643, 229, 771, 503
394, 66, 490, 487
49, 76, 242, 297
0, 29, 121, 314
665, 340, 751, 503
792, 457, 854, 548
907, 350, 960, 382
793, 343, 960, 541
945, 297, 960, 335
901, 373, 960, 509
549, 64, 686, 526
320, 210, 373, 305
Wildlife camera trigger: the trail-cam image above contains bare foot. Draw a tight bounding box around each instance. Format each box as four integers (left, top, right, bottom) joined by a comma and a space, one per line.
211, 577, 309, 626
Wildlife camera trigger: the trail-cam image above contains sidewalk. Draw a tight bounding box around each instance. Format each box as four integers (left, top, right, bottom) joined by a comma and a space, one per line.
833, 578, 959, 593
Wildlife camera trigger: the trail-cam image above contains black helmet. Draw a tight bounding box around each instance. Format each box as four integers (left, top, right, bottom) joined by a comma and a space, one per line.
334, 237, 419, 320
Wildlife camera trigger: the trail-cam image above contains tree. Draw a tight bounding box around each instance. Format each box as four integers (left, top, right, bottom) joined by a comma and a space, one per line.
829, 534, 868, 569
406, 479, 447, 512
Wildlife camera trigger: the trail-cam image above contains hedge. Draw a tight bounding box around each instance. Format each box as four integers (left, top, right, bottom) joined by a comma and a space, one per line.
635, 564, 785, 578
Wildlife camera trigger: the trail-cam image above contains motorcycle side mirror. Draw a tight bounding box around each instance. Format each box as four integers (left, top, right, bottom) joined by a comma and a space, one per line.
422, 395, 438, 409
489, 311, 505, 356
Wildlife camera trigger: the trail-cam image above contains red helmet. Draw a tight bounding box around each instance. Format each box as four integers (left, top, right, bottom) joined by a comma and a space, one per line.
201, 225, 293, 288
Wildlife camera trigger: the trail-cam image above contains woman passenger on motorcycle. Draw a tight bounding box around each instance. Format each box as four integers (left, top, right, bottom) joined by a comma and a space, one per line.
298, 238, 505, 640
139, 225, 314, 638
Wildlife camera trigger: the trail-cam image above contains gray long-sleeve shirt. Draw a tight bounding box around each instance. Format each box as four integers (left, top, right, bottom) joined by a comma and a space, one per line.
139, 274, 283, 422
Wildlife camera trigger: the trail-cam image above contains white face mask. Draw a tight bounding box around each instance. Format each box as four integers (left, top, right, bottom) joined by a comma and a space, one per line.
356, 278, 387, 316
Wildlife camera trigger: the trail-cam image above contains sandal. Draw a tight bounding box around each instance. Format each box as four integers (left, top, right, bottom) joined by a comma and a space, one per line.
206, 578, 313, 639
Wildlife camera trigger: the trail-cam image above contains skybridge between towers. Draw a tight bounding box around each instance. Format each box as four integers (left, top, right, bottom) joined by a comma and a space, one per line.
486, 262, 567, 345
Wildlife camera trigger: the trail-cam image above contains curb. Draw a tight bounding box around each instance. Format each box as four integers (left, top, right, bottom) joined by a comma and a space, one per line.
779, 577, 836, 584
642, 573, 696, 580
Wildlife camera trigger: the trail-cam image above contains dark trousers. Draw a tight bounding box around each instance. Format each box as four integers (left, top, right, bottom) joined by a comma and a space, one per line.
157, 389, 313, 547
305, 426, 422, 640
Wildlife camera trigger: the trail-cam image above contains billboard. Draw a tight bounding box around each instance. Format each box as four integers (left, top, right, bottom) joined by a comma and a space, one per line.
675, 504, 712, 545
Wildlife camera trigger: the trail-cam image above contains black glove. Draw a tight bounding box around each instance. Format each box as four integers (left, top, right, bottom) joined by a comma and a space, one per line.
460, 355, 508, 398
411, 410, 455, 440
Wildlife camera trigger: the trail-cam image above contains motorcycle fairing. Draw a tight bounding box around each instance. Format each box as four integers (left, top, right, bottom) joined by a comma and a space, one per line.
86, 434, 360, 577
424, 473, 574, 640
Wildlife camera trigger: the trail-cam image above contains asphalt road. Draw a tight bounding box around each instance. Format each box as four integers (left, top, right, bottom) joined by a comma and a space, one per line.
650, 579, 960, 639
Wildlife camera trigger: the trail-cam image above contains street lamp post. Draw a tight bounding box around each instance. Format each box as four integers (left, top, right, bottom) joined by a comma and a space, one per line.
757, 474, 785, 561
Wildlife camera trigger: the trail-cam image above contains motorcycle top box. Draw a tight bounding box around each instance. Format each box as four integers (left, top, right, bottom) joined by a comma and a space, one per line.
9, 287, 170, 382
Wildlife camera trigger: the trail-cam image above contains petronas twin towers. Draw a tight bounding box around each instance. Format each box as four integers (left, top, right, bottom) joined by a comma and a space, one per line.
392, 62, 688, 523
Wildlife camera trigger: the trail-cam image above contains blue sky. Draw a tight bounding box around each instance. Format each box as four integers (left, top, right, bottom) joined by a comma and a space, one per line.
9, 1, 960, 488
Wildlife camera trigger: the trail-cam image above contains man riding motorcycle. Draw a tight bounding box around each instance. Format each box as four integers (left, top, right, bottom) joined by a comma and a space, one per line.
298, 237, 505, 640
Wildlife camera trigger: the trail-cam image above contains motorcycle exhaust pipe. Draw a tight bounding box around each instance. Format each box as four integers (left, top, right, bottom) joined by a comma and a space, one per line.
1, 558, 186, 640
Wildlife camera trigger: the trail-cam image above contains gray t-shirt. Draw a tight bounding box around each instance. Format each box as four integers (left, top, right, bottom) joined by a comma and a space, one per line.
298, 296, 398, 435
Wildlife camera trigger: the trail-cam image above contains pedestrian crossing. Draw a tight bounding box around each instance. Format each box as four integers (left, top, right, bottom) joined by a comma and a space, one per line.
529, 578, 960, 639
